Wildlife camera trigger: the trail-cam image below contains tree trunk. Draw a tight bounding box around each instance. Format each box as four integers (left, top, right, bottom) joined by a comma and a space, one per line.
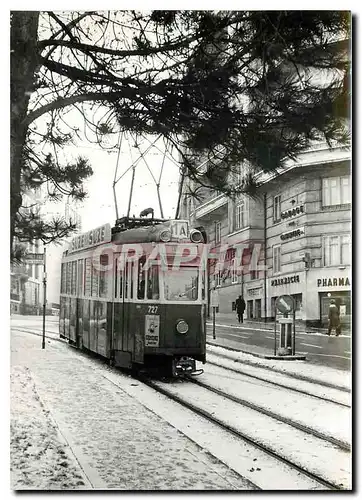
10, 11, 39, 258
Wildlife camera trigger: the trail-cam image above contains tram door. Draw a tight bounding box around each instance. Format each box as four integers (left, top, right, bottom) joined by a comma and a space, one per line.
122, 260, 133, 353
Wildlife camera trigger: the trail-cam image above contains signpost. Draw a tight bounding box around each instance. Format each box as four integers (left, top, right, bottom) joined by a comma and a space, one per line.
210, 284, 219, 340
42, 247, 47, 349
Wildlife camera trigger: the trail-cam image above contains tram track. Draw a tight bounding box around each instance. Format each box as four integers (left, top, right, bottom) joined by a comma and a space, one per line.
207, 359, 350, 408
12, 324, 350, 490
136, 375, 344, 491
209, 346, 351, 393
185, 376, 350, 452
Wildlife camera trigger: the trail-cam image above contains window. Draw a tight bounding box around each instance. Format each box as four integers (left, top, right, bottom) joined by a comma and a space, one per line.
215, 221, 221, 244
272, 245, 281, 274
235, 200, 247, 230
61, 263, 65, 293
235, 166, 242, 187
322, 176, 351, 207
215, 270, 222, 287
66, 262, 71, 294
77, 260, 84, 295
99, 255, 109, 298
324, 234, 351, 266
273, 195, 281, 222
164, 267, 198, 301
91, 265, 99, 297
137, 256, 146, 299
147, 264, 159, 300
231, 259, 238, 283
114, 257, 124, 299
250, 270, 258, 280
84, 258, 92, 296
71, 261, 77, 295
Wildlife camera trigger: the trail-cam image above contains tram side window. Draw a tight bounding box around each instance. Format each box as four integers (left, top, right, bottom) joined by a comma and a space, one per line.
71, 261, 77, 295
85, 258, 92, 296
124, 261, 134, 299
137, 256, 146, 299
66, 262, 71, 295
114, 256, 124, 299
77, 259, 84, 295
147, 264, 159, 300
92, 264, 99, 297
61, 263, 65, 294
114, 257, 118, 298
99, 254, 109, 298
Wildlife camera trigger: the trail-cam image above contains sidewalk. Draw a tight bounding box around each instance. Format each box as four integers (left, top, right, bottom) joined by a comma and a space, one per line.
10, 328, 254, 490
206, 312, 328, 333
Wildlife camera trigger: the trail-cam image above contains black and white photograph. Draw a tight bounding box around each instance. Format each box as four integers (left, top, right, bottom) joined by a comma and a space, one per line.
9, 7, 352, 491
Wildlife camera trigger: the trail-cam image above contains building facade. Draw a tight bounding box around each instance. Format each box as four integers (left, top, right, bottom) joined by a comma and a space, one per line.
179, 143, 351, 328
10, 193, 83, 314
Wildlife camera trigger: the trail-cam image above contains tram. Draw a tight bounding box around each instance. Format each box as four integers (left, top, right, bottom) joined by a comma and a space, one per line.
59, 215, 207, 377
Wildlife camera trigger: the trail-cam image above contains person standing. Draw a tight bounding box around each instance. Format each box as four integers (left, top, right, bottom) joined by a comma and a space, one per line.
235, 295, 246, 323
328, 299, 341, 336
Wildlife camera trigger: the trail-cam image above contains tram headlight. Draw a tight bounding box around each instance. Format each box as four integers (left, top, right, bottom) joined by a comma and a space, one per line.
190, 229, 203, 243
160, 230, 171, 242
176, 319, 189, 334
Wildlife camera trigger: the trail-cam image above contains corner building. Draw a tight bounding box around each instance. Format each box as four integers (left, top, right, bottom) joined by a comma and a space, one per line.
179, 143, 351, 328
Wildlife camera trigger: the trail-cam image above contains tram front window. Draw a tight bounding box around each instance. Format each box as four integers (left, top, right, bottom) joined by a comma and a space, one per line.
164, 267, 198, 301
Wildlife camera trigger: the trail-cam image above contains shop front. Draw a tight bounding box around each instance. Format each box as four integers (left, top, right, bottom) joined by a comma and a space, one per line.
268, 272, 305, 321
304, 268, 351, 328
245, 284, 264, 319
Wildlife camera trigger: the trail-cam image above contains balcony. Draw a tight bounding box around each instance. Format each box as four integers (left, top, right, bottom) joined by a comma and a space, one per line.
193, 193, 228, 220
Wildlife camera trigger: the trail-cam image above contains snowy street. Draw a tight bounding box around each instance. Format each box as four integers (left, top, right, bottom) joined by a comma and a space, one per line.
10, 317, 352, 490
10, 325, 255, 490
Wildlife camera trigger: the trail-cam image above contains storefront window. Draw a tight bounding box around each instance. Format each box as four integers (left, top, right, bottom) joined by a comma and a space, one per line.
320, 291, 351, 325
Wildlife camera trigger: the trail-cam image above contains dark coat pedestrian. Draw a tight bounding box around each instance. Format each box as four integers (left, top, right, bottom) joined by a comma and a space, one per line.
235, 295, 246, 323
328, 300, 341, 336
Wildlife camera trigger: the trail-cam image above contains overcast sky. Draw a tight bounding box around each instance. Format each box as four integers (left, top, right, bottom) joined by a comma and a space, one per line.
74, 135, 181, 232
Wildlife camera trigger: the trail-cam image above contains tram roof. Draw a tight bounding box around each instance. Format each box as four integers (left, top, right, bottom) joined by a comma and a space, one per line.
63, 218, 205, 257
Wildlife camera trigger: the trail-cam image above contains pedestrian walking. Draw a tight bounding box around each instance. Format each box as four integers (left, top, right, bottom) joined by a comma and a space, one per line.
328, 299, 341, 336
235, 295, 246, 324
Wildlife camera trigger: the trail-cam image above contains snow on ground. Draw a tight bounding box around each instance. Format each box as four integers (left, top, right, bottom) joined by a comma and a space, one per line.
10, 365, 88, 489
206, 352, 351, 406
10, 329, 255, 491
207, 344, 351, 391
199, 363, 351, 445
152, 379, 351, 489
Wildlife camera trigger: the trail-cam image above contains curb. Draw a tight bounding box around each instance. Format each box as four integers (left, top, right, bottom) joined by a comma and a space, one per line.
206, 341, 306, 361
206, 321, 329, 335
206, 341, 350, 393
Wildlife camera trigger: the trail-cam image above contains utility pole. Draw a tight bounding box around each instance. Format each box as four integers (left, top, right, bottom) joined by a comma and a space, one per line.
42, 246, 47, 349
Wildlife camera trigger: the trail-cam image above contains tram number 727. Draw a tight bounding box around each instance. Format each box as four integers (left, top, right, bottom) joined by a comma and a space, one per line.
148, 305, 159, 314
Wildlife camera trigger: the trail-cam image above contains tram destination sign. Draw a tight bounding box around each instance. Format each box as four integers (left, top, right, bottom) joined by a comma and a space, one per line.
170, 220, 189, 239
69, 223, 111, 253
